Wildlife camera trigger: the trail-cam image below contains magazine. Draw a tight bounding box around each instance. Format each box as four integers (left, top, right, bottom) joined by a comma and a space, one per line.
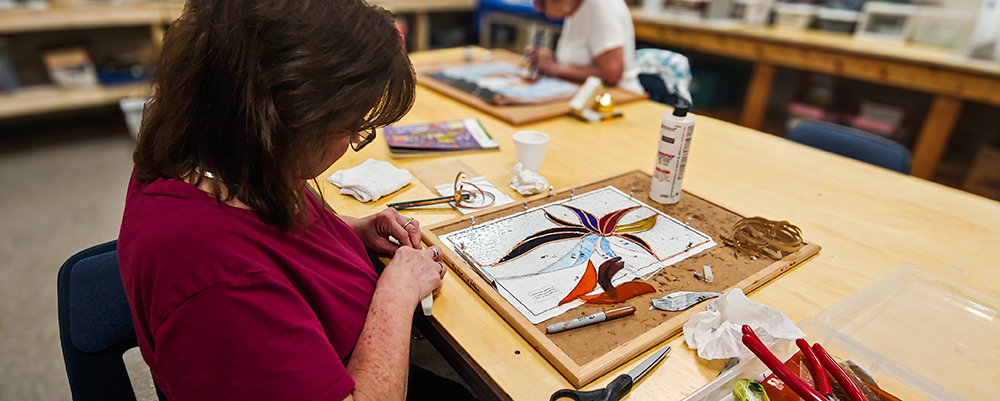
383, 118, 499, 158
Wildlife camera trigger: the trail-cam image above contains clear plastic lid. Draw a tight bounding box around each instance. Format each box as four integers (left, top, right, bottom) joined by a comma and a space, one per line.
813, 264, 999, 401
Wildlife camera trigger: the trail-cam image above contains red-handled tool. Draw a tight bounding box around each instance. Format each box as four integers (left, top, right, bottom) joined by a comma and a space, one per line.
812, 343, 869, 401
796, 339, 834, 400
741, 325, 826, 401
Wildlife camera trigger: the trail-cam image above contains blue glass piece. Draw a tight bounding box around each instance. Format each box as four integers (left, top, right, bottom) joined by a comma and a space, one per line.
563, 206, 600, 233
538, 234, 598, 274
598, 236, 615, 258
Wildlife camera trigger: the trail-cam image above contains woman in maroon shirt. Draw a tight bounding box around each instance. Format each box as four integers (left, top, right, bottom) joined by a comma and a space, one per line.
117, 0, 473, 399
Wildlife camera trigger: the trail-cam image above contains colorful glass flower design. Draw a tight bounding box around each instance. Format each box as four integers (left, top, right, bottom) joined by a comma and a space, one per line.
494, 205, 661, 274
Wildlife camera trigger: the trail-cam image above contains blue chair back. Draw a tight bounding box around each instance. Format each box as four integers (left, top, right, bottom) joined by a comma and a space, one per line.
57, 240, 165, 401
786, 121, 912, 174
476, 0, 562, 32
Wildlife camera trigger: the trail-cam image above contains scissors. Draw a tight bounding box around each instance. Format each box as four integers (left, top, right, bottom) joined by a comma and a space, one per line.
550, 346, 671, 401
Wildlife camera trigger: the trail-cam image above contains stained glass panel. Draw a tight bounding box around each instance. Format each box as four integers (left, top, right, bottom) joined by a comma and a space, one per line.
440, 186, 716, 323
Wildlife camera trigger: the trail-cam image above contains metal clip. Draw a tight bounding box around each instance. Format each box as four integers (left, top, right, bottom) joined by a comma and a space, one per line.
523, 201, 528, 212
470, 215, 475, 225
686, 217, 692, 226
548, 186, 554, 197
630, 187, 635, 197
570, 189, 575, 198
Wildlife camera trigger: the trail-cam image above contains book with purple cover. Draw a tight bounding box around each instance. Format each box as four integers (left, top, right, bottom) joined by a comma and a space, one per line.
383, 118, 499, 158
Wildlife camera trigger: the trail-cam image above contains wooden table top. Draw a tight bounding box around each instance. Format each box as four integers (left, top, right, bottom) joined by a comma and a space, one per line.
631, 10, 1000, 79
317, 48, 1000, 400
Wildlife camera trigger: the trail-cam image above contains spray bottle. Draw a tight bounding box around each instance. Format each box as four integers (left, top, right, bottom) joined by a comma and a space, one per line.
650, 101, 695, 204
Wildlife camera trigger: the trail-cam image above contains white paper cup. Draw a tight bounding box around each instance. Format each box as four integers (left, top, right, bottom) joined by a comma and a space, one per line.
512, 130, 549, 172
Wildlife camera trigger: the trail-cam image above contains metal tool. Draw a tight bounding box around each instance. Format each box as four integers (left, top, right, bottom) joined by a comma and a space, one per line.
550, 346, 671, 401
797, 339, 833, 400
649, 291, 722, 312
741, 325, 827, 401
386, 172, 496, 210
812, 342, 869, 401
718, 357, 740, 378
522, 25, 544, 82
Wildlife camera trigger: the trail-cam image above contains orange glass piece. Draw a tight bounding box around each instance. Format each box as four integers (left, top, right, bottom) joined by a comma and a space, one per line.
580, 281, 655, 305
558, 260, 598, 306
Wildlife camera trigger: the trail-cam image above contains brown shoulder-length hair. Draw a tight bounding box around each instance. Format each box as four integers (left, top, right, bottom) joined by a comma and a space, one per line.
134, 0, 415, 230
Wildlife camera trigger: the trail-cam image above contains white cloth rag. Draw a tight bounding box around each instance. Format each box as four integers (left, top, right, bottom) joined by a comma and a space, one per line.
327, 158, 413, 203
682, 289, 805, 360
510, 163, 549, 195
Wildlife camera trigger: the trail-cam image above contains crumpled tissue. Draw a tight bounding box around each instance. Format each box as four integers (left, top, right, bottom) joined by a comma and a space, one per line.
510, 163, 549, 195
682, 289, 805, 360
327, 158, 412, 202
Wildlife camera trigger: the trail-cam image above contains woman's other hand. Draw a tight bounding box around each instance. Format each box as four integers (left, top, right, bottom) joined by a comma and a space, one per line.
382, 246, 445, 303
526, 45, 557, 75
345, 209, 422, 254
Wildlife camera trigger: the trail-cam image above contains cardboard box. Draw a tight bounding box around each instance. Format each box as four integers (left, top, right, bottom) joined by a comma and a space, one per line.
41, 46, 98, 87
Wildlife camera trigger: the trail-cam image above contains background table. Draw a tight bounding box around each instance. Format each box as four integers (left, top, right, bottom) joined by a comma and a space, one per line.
318, 48, 1000, 401
631, 11, 1000, 180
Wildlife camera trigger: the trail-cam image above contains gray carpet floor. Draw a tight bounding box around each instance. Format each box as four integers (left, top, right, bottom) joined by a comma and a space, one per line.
0, 109, 462, 400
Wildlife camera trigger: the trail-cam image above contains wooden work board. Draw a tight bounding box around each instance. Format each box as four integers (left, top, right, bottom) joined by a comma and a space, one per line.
421, 170, 821, 388
411, 49, 647, 126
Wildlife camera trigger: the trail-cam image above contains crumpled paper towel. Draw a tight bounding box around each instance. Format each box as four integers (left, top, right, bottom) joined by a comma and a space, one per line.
510, 163, 549, 195
327, 158, 412, 202
682, 289, 805, 360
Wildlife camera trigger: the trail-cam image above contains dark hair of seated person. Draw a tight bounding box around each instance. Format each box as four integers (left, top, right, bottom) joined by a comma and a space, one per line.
133, 0, 416, 231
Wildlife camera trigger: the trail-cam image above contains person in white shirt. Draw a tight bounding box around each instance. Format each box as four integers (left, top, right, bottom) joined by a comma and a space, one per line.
528, 0, 644, 94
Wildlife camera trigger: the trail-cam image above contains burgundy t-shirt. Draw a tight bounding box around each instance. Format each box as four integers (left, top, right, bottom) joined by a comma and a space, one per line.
118, 174, 377, 401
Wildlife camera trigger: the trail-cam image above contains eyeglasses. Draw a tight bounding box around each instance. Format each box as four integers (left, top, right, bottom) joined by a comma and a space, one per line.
350, 128, 376, 152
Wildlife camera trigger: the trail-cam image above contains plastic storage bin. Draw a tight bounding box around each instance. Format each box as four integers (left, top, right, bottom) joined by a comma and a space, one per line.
815, 7, 858, 33
855, 2, 918, 43
732, 0, 772, 25
680, 264, 1000, 401
911, 7, 974, 49
774, 3, 818, 29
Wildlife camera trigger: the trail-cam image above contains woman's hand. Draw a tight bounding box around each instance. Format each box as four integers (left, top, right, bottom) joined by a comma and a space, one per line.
380, 245, 446, 304
526, 45, 557, 75
344, 209, 422, 255
346, 245, 446, 401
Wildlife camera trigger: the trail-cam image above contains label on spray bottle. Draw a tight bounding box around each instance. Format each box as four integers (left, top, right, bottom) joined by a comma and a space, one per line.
650, 113, 694, 204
